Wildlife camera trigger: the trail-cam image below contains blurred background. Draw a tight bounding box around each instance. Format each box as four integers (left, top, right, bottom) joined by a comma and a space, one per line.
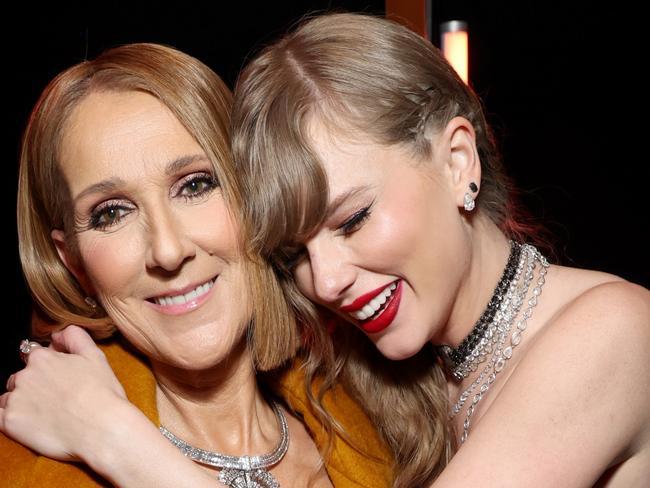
3, 0, 647, 383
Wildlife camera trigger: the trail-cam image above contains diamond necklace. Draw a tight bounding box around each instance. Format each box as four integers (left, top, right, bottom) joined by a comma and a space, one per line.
441, 243, 549, 443
160, 401, 289, 488
440, 240, 523, 380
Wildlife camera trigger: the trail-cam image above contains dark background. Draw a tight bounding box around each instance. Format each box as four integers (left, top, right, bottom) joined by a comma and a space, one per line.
3, 1, 647, 384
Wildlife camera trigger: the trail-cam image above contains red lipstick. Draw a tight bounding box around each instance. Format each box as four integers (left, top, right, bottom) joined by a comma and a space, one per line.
360, 280, 402, 334
340, 281, 397, 313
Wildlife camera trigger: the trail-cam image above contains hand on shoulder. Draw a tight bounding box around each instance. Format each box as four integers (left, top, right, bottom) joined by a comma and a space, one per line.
0, 326, 134, 463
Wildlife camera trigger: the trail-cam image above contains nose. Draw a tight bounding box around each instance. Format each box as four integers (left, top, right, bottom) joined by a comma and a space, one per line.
145, 207, 195, 272
307, 238, 356, 304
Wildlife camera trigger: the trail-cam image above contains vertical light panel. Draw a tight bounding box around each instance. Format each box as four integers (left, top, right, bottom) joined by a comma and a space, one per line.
440, 20, 469, 83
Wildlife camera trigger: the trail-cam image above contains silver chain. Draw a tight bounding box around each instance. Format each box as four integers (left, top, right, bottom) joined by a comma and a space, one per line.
160, 401, 289, 487
450, 244, 549, 444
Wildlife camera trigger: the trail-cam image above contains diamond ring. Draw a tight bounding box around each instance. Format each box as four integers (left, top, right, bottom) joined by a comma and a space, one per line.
19, 339, 41, 361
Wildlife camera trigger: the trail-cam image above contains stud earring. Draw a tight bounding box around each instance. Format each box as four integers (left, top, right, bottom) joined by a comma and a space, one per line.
84, 296, 97, 309
463, 182, 478, 212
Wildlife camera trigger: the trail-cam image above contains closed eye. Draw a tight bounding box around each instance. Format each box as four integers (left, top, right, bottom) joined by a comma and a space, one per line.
337, 203, 373, 235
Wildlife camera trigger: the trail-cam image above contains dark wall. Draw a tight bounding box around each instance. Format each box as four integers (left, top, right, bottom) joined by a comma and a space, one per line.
3, 1, 647, 384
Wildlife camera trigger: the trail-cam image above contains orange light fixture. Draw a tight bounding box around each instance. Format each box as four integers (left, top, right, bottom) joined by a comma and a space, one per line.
440, 20, 469, 83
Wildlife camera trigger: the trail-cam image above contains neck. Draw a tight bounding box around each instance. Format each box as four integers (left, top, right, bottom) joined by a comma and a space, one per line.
152, 338, 278, 456
436, 216, 512, 347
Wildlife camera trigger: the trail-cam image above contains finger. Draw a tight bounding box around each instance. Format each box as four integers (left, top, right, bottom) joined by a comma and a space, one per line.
5, 374, 16, 392
51, 325, 103, 360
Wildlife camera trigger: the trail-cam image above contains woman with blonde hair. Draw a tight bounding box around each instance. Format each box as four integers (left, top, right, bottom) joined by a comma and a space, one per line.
231, 12, 650, 487
4, 12, 649, 488
0, 41, 390, 487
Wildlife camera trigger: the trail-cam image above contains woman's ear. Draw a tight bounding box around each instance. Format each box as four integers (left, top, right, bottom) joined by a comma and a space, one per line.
439, 116, 482, 208
51, 229, 94, 294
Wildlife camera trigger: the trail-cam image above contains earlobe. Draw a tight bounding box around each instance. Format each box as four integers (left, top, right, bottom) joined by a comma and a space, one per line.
51, 229, 94, 294
443, 116, 482, 208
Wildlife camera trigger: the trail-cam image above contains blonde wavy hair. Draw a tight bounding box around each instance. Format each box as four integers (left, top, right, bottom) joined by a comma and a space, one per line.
17, 42, 298, 371
232, 12, 526, 486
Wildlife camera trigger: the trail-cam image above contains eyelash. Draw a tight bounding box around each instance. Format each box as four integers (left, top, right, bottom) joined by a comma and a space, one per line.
338, 203, 373, 235
173, 172, 218, 201
89, 202, 134, 231
88, 172, 218, 231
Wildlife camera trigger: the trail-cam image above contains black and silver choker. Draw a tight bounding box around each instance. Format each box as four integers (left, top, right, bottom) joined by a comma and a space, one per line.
440, 241, 523, 380
440, 242, 549, 443
160, 401, 289, 488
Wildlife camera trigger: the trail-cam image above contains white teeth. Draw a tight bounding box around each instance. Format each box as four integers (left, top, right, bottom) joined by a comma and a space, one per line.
351, 282, 397, 321
154, 279, 214, 307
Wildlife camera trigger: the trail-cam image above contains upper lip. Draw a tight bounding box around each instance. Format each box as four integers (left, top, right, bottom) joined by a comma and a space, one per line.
147, 276, 216, 301
340, 280, 397, 313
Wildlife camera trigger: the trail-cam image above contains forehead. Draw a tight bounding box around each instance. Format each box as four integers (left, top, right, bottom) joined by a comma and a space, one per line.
306, 118, 413, 195
59, 90, 203, 192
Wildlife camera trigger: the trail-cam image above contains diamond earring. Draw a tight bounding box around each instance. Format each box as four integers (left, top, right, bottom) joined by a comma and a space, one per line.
463, 181, 478, 212
463, 193, 475, 211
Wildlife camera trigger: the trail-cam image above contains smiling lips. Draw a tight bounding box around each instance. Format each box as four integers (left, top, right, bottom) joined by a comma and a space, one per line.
148, 278, 216, 315
340, 280, 402, 333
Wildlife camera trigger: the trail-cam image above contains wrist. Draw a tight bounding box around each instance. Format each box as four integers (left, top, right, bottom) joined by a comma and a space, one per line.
82, 400, 155, 479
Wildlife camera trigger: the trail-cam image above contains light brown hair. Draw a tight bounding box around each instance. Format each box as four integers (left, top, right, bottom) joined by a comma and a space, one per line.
18, 43, 297, 371
232, 12, 528, 485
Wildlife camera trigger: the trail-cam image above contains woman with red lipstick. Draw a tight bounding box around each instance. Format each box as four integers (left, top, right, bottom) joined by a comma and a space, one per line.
231, 12, 650, 488
0, 42, 391, 487
4, 13, 649, 488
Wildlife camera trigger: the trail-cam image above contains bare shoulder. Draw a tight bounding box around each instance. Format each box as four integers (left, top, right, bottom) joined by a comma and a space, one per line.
542, 267, 650, 348
517, 268, 650, 448
444, 270, 650, 486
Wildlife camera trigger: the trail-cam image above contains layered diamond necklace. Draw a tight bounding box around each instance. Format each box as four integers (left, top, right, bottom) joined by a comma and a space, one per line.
440, 241, 549, 443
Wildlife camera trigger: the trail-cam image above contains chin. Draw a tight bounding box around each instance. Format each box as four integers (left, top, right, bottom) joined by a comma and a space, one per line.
373, 334, 425, 361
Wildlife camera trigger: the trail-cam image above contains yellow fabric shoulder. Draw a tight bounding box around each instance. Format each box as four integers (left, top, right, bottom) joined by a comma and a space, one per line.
0, 342, 392, 487
272, 359, 393, 487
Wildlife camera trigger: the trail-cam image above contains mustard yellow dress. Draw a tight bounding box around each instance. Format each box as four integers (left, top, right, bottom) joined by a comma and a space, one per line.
0, 341, 392, 487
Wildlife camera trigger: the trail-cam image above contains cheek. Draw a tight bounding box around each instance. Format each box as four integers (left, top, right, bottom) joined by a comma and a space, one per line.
373, 183, 465, 289
78, 231, 145, 296
191, 200, 240, 260
367, 189, 433, 267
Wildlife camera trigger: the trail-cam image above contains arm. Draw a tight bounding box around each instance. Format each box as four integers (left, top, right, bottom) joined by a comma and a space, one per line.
0, 326, 216, 488
432, 281, 650, 487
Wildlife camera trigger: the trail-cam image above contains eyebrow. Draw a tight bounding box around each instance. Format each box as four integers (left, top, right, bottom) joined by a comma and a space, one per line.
73, 154, 210, 204
326, 185, 371, 218
74, 177, 125, 204
165, 154, 210, 176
